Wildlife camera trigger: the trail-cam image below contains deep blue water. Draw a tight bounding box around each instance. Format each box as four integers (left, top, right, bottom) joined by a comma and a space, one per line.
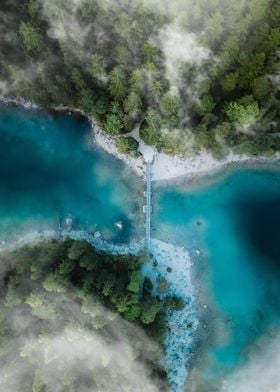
153, 167, 280, 390
0, 105, 143, 243
1, 104, 280, 390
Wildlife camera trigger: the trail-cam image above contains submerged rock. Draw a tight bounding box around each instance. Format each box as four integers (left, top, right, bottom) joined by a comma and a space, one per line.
64, 216, 73, 230
114, 221, 123, 230
94, 231, 102, 239
142, 239, 198, 392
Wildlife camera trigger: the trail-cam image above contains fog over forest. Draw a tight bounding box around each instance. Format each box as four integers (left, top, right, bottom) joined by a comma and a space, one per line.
1, 1, 280, 391
1, 0, 280, 156
0, 239, 173, 392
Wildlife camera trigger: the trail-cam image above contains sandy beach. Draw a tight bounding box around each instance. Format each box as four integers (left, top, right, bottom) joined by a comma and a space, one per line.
2, 97, 279, 183
89, 115, 280, 182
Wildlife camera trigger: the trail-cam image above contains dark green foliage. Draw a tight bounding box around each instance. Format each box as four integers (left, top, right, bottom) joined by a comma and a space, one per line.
19, 21, 43, 54
164, 296, 186, 311
141, 297, 161, 324
234, 134, 275, 156
108, 66, 128, 102
156, 277, 169, 294
116, 136, 139, 155
143, 277, 153, 292
67, 239, 92, 260
225, 96, 260, 126
127, 271, 143, 293
140, 110, 163, 146
182, 0, 280, 153
221, 72, 239, 92
104, 102, 125, 135
0, 239, 169, 391
2, 0, 280, 155
195, 95, 216, 117
90, 53, 106, 80
77, 88, 95, 114
0, 0, 168, 138
159, 92, 184, 126
105, 113, 124, 135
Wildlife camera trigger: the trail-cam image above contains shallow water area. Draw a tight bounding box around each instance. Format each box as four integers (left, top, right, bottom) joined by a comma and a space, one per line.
0, 104, 143, 244
142, 238, 198, 392
153, 165, 280, 390
2, 103, 280, 391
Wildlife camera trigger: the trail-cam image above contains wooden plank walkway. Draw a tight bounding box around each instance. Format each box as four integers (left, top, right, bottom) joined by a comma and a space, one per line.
145, 161, 152, 251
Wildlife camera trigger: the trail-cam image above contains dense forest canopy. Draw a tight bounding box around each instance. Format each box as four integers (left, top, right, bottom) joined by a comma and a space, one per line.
1, 0, 280, 156
0, 239, 184, 391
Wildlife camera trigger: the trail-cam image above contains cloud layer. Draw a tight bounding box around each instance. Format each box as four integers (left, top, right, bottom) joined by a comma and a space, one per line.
221, 333, 280, 392
0, 291, 163, 392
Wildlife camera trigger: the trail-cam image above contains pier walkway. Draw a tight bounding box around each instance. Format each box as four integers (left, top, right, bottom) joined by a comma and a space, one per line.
144, 160, 152, 251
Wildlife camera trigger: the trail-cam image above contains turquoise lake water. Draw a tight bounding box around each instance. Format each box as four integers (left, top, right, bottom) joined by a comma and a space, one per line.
1, 104, 280, 391
153, 167, 280, 390
0, 105, 143, 243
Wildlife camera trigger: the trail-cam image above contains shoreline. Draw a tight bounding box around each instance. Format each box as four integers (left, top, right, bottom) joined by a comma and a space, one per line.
0, 228, 144, 256
0, 96, 39, 110
1, 96, 279, 183
0, 225, 197, 392
0, 97, 146, 178
84, 108, 280, 183
54, 105, 147, 177
2, 97, 280, 390
142, 239, 198, 392
151, 149, 280, 182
